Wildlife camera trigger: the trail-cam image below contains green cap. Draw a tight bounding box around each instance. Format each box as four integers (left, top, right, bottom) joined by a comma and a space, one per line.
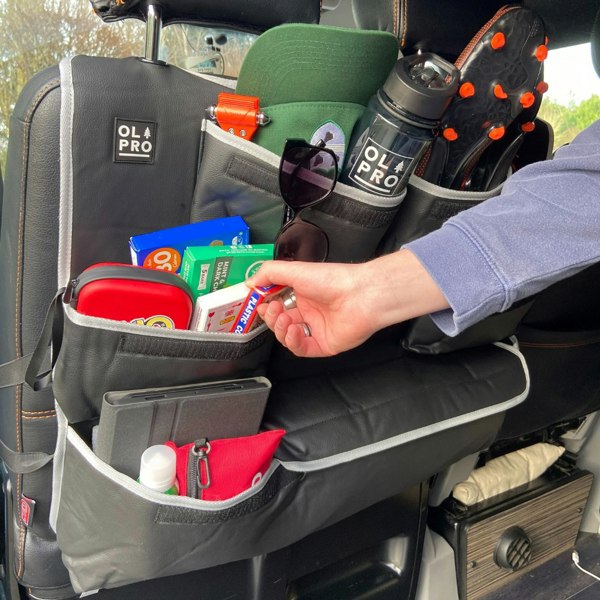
236, 24, 399, 158
236, 24, 399, 107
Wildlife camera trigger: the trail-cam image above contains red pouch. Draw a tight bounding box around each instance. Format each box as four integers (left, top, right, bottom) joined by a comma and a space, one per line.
166, 429, 285, 501
69, 262, 194, 329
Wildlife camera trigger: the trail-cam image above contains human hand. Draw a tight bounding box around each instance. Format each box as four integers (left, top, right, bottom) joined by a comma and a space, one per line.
247, 260, 378, 357
247, 250, 450, 358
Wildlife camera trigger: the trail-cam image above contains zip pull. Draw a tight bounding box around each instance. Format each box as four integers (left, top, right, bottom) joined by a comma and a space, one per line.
192, 438, 211, 498
64, 278, 79, 306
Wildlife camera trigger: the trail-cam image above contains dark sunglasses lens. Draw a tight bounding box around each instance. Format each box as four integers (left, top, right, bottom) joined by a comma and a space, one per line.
280, 146, 337, 211
275, 220, 329, 262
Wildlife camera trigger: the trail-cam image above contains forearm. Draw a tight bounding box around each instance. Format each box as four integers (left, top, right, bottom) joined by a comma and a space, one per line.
361, 248, 450, 332
405, 121, 600, 335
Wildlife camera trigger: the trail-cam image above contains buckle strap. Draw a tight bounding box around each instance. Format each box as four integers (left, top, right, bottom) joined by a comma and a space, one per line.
0, 290, 64, 391
0, 438, 52, 474
0, 354, 32, 391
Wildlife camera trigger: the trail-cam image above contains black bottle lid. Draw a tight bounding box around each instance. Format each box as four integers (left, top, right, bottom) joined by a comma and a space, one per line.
382, 52, 459, 121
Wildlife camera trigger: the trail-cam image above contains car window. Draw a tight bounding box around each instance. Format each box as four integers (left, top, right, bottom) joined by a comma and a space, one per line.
538, 42, 600, 151
0, 1, 143, 171
1, 3, 599, 170
160, 26, 258, 78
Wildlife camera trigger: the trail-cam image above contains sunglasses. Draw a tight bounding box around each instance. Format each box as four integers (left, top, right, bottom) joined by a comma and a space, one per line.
274, 139, 338, 262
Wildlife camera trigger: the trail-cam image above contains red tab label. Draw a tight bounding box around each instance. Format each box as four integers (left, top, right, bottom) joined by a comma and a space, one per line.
20, 495, 35, 527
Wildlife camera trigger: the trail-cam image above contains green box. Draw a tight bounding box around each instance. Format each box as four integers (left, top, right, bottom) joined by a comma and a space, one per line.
181, 244, 274, 300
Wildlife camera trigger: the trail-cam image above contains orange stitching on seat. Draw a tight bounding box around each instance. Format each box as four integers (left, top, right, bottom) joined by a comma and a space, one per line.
14, 77, 59, 580
15, 107, 27, 583
21, 410, 56, 416
401, 0, 408, 48
22, 414, 57, 420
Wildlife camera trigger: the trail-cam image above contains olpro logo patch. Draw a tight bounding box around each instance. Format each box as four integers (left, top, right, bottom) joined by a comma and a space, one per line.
114, 118, 156, 164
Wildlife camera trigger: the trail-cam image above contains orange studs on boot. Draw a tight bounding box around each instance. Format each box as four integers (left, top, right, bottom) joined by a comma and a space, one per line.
521, 122, 536, 133
491, 32, 506, 50
535, 45, 548, 61
488, 126, 506, 141
520, 92, 536, 108
459, 82, 476, 98
443, 128, 459, 142
493, 84, 508, 99
537, 81, 549, 94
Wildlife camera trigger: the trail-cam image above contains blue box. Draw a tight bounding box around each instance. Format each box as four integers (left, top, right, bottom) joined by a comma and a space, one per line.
129, 216, 250, 273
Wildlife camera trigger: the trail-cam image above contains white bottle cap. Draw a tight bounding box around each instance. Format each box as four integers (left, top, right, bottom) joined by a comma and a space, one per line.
139, 445, 177, 493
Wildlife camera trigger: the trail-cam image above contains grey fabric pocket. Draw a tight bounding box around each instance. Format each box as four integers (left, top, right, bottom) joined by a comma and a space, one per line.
53, 304, 273, 423
192, 121, 405, 263
378, 177, 531, 353
51, 409, 301, 593
378, 175, 500, 252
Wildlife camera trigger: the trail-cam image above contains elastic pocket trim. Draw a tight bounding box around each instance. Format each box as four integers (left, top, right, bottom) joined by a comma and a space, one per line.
154, 468, 301, 525
65, 303, 267, 343
309, 190, 404, 229
204, 120, 405, 209
66, 426, 285, 512
117, 330, 270, 360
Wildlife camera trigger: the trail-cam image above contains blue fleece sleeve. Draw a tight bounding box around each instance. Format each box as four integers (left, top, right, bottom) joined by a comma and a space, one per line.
405, 120, 600, 336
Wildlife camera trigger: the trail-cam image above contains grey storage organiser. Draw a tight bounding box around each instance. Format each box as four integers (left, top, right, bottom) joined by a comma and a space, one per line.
31, 45, 530, 596
50, 338, 530, 593
53, 302, 272, 423
193, 120, 406, 263
379, 175, 534, 353
48, 67, 533, 588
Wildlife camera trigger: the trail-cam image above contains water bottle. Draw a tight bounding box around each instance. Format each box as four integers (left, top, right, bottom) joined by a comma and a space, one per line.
341, 53, 459, 197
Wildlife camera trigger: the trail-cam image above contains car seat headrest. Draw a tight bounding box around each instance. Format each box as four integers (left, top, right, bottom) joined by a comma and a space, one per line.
351, 0, 507, 62
352, 1, 600, 61
90, 0, 321, 31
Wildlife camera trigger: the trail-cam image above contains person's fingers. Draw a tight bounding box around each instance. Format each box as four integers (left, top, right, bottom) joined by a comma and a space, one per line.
257, 300, 284, 330
272, 310, 295, 347
284, 323, 326, 357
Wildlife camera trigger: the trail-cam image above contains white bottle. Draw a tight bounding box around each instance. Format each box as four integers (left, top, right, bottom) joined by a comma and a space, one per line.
139, 445, 179, 495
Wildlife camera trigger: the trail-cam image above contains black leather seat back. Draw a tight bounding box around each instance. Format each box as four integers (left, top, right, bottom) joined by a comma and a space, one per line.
0, 4, 318, 596
352, 0, 599, 60
0, 55, 229, 596
0, 66, 64, 589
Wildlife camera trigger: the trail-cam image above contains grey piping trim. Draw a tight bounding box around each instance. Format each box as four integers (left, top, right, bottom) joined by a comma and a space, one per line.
280, 341, 530, 473
58, 57, 75, 289
185, 68, 236, 89
64, 303, 267, 343
49, 403, 68, 532
204, 120, 406, 209
408, 173, 504, 201
66, 426, 280, 511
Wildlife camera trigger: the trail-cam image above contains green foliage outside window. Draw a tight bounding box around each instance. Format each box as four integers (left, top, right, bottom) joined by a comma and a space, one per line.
538, 95, 600, 151
0, 0, 142, 168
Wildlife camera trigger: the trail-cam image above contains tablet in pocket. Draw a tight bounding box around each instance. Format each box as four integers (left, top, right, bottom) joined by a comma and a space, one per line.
95, 377, 271, 478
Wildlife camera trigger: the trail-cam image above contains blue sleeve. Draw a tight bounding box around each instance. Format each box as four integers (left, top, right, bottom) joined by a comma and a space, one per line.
404, 120, 600, 336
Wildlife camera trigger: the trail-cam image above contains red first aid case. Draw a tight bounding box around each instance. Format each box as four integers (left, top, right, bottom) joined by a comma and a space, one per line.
68, 263, 194, 329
